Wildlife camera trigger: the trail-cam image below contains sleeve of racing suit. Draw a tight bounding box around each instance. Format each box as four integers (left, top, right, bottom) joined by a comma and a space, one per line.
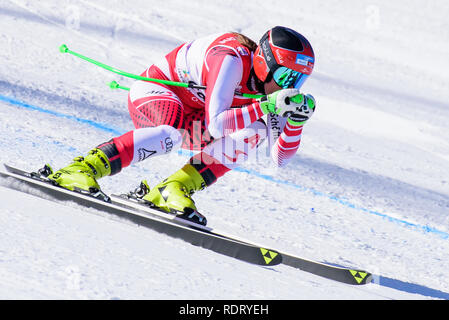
204, 47, 265, 139
270, 120, 303, 167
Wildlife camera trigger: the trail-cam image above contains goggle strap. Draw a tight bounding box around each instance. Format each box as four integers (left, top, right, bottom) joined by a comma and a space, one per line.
259, 32, 281, 76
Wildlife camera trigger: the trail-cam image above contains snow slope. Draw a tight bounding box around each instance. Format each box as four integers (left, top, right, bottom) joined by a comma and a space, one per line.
1, 0, 449, 300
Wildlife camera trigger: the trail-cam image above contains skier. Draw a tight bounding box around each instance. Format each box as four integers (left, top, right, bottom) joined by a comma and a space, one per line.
47, 26, 316, 225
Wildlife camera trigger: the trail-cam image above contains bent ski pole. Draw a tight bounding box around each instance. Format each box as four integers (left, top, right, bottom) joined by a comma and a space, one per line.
59, 44, 200, 89
59, 44, 263, 99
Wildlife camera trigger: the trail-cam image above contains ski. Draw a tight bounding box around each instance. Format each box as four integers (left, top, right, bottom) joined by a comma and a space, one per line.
111, 194, 372, 285
112, 193, 372, 285
0, 164, 281, 267
0, 164, 372, 285
281, 252, 372, 285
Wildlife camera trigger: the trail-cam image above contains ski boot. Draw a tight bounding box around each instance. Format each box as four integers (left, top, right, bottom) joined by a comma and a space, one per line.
44, 148, 112, 201
140, 164, 208, 226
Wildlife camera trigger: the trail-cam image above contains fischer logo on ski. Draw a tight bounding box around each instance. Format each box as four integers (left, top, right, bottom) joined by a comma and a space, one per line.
350, 270, 369, 284
260, 248, 280, 265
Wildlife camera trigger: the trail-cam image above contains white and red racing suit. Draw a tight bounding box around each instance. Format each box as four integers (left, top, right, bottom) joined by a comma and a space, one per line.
99, 33, 304, 186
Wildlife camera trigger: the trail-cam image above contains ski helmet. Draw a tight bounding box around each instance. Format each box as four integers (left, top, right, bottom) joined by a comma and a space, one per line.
253, 26, 315, 89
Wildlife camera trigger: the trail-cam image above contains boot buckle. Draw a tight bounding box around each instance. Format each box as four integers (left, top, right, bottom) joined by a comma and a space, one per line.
37, 164, 53, 177
133, 180, 150, 199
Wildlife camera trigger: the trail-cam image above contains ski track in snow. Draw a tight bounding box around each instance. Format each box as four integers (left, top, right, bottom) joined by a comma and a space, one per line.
1, 0, 449, 300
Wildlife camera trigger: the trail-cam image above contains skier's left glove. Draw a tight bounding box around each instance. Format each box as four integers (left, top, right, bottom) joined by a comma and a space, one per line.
287, 93, 316, 126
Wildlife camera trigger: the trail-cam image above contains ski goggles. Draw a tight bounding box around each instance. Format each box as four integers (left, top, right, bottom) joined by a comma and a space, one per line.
272, 66, 309, 89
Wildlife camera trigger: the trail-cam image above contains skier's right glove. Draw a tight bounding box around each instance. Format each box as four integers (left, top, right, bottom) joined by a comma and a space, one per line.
287, 94, 316, 126
259, 89, 316, 125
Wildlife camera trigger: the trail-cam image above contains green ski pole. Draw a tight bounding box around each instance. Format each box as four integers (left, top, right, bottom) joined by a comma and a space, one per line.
59, 44, 263, 99
108, 80, 130, 91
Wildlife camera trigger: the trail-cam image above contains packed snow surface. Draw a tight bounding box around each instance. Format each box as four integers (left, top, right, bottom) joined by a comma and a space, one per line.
1, 0, 449, 299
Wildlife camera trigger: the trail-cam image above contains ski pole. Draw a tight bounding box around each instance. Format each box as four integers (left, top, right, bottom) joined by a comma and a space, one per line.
59, 44, 263, 99
108, 80, 130, 91
59, 44, 200, 89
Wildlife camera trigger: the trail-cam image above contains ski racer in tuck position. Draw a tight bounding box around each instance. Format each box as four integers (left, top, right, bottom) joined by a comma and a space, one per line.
47, 26, 316, 225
